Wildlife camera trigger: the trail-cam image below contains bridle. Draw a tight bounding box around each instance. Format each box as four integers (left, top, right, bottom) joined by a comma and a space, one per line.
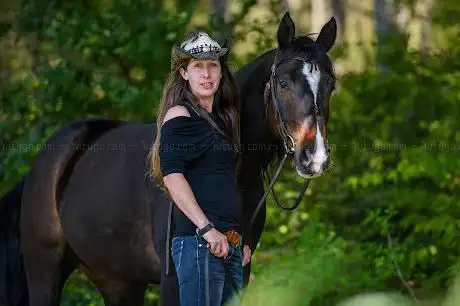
250, 51, 320, 225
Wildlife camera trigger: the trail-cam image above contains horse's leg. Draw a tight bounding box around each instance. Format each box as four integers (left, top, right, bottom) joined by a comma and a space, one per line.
20, 123, 103, 306
241, 175, 266, 288
100, 284, 147, 306
21, 146, 80, 306
159, 268, 180, 306
243, 263, 252, 286
88, 271, 147, 306
156, 227, 180, 305
152, 199, 181, 306
22, 243, 77, 306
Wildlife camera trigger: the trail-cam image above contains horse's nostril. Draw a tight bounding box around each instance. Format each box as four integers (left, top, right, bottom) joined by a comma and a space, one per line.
325, 143, 331, 154
301, 149, 312, 167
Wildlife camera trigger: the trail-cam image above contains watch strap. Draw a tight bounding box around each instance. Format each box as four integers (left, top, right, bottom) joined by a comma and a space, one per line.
196, 222, 214, 237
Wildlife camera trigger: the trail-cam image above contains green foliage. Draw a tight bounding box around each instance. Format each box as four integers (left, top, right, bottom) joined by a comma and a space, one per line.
61, 272, 104, 306
0, 0, 197, 194
329, 41, 460, 293
1, 0, 198, 303
1, 0, 460, 304
244, 223, 384, 306
252, 1, 460, 304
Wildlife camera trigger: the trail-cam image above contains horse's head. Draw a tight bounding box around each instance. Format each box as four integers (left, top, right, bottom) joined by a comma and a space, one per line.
266, 12, 337, 178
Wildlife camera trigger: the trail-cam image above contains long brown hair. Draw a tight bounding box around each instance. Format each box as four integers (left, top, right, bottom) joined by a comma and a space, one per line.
149, 57, 241, 196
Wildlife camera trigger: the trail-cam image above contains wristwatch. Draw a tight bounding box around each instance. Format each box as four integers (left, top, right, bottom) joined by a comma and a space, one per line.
196, 222, 214, 237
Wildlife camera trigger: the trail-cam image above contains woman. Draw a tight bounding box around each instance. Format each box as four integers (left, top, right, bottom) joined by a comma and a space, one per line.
150, 31, 251, 306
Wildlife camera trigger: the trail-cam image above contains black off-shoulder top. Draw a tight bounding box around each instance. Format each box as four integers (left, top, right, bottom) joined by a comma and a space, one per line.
159, 100, 242, 236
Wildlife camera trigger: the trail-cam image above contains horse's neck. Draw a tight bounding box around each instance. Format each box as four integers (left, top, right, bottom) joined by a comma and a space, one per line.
235, 49, 276, 89
237, 49, 278, 180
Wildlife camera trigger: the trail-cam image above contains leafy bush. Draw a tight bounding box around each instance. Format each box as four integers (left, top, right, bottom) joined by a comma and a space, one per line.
254, 2, 460, 302
1, 0, 459, 304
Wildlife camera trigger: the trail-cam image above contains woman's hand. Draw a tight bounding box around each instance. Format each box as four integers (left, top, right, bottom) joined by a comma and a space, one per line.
203, 228, 229, 258
242, 244, 251, 266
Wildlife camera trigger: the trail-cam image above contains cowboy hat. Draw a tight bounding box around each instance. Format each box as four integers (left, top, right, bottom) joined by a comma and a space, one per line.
170, 31, 229, 71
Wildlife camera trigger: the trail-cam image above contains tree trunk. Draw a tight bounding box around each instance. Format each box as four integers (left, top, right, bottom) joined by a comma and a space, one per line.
394, 1, 411, 31
209, 0, 230, 41
211, 0, 229, 22
419, 0, 434, 56
312, 0, 329, 33
374, 0, 395, 71
279, 0, 290, 13
330, 0, 346, 43
0, 0, 20, 83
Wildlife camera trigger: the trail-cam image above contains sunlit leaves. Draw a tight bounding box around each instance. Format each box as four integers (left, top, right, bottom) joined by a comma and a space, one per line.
0, 0, 460, 304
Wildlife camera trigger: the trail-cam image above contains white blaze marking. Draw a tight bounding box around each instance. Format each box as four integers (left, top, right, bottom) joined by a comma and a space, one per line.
302, 63, 321, 106
313, 122, 328, 172
302, 63, 327, 173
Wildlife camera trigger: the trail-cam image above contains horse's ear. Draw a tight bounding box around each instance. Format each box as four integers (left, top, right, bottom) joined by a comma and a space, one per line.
277, 12, 295, 49
316, 17, 337, 52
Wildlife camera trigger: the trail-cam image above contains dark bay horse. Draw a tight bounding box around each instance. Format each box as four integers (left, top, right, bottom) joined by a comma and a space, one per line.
0, 12, 337, 306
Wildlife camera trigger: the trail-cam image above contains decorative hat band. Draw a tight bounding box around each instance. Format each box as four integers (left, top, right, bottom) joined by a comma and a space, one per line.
181, 33, 223, 55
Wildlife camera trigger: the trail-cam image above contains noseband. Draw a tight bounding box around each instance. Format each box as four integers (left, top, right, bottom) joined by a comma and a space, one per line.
250, 52, 316, 225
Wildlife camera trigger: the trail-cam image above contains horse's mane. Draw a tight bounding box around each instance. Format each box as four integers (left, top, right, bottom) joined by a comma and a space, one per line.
235, 49, 283, 179
235, 49, 276, 89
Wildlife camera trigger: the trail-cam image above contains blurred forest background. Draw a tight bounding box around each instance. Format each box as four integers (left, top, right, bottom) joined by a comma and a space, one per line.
1, 0, 459, 305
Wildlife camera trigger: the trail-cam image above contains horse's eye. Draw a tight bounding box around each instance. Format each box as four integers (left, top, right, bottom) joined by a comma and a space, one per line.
279, 80, 288, 88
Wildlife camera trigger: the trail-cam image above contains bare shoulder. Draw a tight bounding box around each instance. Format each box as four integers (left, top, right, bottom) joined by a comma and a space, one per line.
162, 105, 191, 125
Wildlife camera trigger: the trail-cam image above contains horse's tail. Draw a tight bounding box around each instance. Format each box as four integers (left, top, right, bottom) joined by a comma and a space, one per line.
0, 178, 28, 306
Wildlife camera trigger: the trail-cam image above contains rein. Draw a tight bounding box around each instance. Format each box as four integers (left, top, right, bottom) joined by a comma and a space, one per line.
249, 53, 315, 225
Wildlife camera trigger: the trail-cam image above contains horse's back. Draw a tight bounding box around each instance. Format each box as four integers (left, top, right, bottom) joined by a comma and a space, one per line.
59, 122, 168, 283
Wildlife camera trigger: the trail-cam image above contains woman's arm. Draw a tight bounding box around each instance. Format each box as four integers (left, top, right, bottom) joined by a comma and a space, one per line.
163, 173, 209, 229
163, 172, 229, 258
161, 105, 229, 258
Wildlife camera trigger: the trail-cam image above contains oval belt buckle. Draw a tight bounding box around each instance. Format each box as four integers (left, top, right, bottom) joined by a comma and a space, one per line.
225, 230, 242, 246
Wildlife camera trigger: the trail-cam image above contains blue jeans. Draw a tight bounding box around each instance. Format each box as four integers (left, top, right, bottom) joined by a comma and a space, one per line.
171, 234, 244, 306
